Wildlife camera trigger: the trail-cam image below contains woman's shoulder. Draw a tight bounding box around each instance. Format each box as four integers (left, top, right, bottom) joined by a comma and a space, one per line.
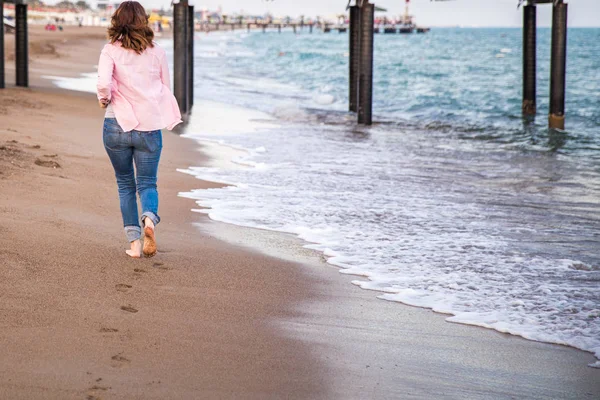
102, 41, 122, 53
150, 42, 166, 56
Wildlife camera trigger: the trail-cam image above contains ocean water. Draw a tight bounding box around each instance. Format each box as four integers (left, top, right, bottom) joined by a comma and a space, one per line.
175, 28, 598, 366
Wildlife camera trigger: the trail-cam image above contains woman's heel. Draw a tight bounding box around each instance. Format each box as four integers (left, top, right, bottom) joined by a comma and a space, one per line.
143, 220, 157, 257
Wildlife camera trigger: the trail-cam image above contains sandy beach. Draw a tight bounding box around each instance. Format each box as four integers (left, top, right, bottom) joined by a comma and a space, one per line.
0, 27, 599, 399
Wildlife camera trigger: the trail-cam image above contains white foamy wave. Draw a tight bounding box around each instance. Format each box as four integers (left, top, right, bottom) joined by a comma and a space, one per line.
182, 100, 278, 138
43, 73, 97, 93
313, 94, 335, 105
176, 28, 600, 368
198, 52, 221, 58
272, 104, 319, 123
179, 99, 600, 367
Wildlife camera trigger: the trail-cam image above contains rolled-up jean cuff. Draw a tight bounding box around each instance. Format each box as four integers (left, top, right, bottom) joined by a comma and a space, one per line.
141, 211, 160, 226
124, 226, 142, 242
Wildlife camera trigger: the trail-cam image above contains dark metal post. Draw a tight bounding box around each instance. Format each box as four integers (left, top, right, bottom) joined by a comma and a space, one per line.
549, 1, 567, 130
309, 23, 313, 33
262, 24, 266, 33
247, 23, 251, 32
15, 3, 28, 87
349, 6, 360, 112
293, 25, 297, 34
173, 1, 188, 114
358, 3, 375, 125
523, 4, 536, 115
278, 24, 281, 33
0, 0, 5, 89
187, 5, 194, 109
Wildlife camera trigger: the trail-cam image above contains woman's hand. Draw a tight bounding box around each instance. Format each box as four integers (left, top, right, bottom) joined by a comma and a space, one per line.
99, 99, 110, 109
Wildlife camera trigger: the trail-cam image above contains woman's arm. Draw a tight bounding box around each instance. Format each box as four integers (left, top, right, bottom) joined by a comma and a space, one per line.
97, 46, 114, 106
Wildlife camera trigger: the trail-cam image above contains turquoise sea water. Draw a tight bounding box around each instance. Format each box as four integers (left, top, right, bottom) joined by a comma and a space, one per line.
191, 28, 600, 160
172, 28, 600, 365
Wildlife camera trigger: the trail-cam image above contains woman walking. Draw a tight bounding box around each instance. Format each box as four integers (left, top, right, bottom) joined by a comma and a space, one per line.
97, 1, 182, 258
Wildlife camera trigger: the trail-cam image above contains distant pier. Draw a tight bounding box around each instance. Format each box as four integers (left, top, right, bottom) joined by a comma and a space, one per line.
196, 21, 429, 35
198, 21, 355, 34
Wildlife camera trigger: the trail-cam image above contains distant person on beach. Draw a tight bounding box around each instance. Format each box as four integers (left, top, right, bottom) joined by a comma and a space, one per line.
97, 1, 182, 258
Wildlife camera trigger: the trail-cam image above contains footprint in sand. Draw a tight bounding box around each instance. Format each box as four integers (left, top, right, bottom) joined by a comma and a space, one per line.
133, 268, 146, 273
153, 262, 171, 271
89, 385, 110, 391
86, 381, 111, 400
34, 158, 61, 168
111, 353, 131, 368
115, 283, 132, 292
99, 327, 119, 333
120, 305, 138, 313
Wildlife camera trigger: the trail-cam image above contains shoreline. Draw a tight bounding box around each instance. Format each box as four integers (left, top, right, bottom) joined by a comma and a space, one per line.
165, 27, 600, 368
0, 29, 598, 398
182, 119, 600, 368
172, 81, 600, 366
0, 85, 334, 399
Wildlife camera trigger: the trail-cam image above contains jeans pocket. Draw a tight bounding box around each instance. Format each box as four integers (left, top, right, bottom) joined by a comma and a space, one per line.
103, 119, 124, 150
142, 130, 163, 153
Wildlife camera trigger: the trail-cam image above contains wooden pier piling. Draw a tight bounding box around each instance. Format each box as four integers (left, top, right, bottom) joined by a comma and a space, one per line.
15, 2, 28, 87
549, 1, 568, 130
522, 4, 536, 115
349, 6, 360, 113
187, 5, 194, 109
0, 0, 5, 89
358, 2, 375, 125
173, 1, 189, 114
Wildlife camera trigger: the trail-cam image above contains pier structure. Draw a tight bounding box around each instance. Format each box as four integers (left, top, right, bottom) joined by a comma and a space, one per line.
0, 0, 29, 89
376, 1, 429, 35
209, 21, 346, 33
520, 0, 569, 130
173, 0, 195, 116
347, 0, 440, 125
348, 1, 375, 125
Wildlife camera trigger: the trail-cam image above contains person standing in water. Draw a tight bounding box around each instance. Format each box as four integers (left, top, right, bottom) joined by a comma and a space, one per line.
97, 1, 182, 258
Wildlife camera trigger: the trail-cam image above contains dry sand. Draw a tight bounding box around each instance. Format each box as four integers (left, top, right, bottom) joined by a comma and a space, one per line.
0, 27, 599, 399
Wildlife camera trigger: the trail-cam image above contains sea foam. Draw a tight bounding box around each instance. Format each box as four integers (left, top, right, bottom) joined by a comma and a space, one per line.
175, 29, 600, 366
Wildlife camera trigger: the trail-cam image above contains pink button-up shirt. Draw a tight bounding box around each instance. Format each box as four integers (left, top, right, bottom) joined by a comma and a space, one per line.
97, 41, 182, 132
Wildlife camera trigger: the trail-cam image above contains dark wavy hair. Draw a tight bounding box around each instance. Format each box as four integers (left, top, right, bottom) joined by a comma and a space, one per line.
107, 1, 154, 54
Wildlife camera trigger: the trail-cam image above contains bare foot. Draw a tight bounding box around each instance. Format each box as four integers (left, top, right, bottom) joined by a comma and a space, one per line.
126, 240, 142, 258
143, 219, 157, 257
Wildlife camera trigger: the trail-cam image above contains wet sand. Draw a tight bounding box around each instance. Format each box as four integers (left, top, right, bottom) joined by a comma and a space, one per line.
0, 28, 598, 399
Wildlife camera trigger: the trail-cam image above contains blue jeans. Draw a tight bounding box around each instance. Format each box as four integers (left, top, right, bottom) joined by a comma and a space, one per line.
103, 118, 162, 242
